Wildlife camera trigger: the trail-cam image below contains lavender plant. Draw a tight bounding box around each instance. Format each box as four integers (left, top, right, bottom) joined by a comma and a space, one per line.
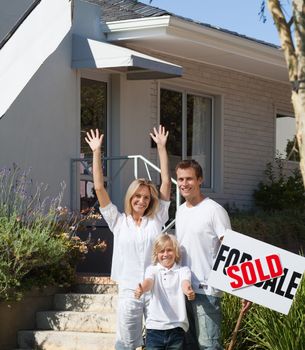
0, 166, 85, 301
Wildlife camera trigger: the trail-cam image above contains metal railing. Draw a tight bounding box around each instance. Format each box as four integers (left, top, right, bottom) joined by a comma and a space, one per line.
71, 154, 180, 231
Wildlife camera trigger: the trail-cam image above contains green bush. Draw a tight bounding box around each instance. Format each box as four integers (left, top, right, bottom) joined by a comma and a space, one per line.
0, 166, 87, 301
231, 210, 305, 254
253, 159, 305, 212
221, 277, 305, 350
244, 276, 305, 350
221, 293, 251, 349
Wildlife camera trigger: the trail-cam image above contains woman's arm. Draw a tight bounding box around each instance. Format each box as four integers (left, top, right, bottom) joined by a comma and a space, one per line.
85, 129, 111, 208
150, 125, 171, 201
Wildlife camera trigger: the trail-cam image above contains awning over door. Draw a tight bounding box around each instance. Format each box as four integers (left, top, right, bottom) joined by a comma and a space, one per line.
72, 34, 182, 80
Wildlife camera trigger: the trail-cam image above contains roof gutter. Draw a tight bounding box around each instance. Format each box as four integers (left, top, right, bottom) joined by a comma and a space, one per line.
105, 15, 285, 68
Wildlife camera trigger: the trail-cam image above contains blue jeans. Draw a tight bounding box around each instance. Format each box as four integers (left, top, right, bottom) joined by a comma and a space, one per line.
184, 294, 222, 350
146, 327, 185, 350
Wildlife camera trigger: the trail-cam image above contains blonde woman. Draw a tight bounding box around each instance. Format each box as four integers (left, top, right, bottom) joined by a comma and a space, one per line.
85, 126, 171, 350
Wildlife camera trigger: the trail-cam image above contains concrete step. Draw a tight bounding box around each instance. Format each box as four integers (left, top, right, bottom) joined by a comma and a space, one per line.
54, 293, 118, 312
36, 310, 116, 332
18, 330, 116, 350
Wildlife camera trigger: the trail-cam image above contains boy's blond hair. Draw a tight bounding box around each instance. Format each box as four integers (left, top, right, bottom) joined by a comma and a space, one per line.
152, 233, 181, 265
124, 178, 159, 218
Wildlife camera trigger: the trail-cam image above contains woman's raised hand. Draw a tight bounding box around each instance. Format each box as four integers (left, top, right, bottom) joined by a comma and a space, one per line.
85, 129, 104, 153
150, 125, 169, 148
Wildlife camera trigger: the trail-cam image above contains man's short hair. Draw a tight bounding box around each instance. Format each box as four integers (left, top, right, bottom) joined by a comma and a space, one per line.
175, 159, 203, 179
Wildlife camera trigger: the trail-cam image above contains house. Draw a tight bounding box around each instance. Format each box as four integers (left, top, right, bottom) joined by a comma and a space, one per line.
0, 0, 294, 217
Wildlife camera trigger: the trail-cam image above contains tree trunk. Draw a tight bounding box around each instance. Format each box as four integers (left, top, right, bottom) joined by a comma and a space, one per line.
267, 0, 305, 186
292, 88, 305, 184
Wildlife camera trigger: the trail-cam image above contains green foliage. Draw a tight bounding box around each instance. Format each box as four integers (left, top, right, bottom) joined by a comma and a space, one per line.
221, 293, 250, 349
244, 276, 305, 350
221, 277, 305, 350
231, 210, 305, 253
0, 166, 87, 302
285, 136, 300, 161
0, 213, 68, 301
253, 159, 305, 212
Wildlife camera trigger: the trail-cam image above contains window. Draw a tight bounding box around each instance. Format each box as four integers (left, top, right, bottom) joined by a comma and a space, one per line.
81, 78, 107, 156
276, 114, 299, 161
80, 78, 107, 211
160, 88, 213, 188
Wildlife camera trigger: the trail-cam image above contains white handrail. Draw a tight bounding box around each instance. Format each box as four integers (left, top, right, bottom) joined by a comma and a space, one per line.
71, 154, 180, 231
127, 155, 180, 232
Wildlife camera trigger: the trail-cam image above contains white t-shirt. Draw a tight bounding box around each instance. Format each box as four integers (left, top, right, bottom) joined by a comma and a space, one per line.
175, 197, 231, 296
145, 263, 191, 332
100, 200, 170, 289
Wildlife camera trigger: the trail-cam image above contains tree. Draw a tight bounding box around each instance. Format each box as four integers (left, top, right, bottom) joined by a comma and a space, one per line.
263, 0, 305, 186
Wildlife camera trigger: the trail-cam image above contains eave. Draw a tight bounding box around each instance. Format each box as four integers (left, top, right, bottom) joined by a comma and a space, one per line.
104, 16, 289, 83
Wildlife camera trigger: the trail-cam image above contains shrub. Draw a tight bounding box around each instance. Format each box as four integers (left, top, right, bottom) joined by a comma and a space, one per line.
253, 159, 305, 212
0, 166, 88, 301
244, 276, 305, 350
231, 210, 305, 254
221, 276, 305, 350
221, 293, 251, 350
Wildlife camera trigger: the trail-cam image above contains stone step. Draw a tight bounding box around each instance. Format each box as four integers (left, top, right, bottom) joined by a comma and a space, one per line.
54, 293, 118, 312
36, 310, 116, 332
73, 275, 118, 294
74, 283, 118, 294
18, 330, 116, 350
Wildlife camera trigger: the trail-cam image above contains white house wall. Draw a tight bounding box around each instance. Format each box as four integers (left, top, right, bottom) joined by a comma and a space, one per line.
110, 75, 156, 210
0, 34, 78, 206
134, 48, 293, 210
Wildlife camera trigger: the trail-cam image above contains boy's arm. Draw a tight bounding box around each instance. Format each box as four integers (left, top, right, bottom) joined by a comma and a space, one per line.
182, 280, 195, 300
134, 279, 154, 299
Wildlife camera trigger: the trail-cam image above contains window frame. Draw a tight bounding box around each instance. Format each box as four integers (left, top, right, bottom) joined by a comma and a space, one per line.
159, 83, 215, 190
275, 110, 298, 162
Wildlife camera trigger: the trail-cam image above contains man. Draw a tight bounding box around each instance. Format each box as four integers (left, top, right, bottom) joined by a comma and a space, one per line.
175, 159, 250, 350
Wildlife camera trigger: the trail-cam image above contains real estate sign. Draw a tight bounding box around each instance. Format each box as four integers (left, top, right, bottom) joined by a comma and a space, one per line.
207, 229, 305, 314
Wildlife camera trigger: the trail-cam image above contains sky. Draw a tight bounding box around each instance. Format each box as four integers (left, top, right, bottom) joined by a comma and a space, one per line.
140, 0, 282, 46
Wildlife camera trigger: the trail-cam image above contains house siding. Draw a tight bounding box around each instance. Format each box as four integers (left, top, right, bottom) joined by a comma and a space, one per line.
133, 47, 293, 210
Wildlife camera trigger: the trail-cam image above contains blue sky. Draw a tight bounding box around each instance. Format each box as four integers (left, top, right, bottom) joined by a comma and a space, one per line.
140, 0, 281, 45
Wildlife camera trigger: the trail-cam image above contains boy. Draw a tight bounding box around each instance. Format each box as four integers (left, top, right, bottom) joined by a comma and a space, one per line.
135, 234, 195, 350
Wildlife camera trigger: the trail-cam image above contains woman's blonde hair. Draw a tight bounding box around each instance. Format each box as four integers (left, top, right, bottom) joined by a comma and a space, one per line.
124, 178, 159, 218
152, 233, 181, 265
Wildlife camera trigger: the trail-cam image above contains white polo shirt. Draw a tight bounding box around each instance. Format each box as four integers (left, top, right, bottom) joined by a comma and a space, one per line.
145, 263, 191, 332
99, 200, 170, 289
176, 197, 231, 296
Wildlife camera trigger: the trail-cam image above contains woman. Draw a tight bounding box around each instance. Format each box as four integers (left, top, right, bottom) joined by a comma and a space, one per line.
85, 125, 171, 350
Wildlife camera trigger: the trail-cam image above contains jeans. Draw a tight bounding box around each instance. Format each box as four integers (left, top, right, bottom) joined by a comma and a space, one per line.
146, 327, 185, 350
184, 294, 223, 350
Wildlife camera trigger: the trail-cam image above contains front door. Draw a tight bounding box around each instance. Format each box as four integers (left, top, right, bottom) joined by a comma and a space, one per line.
77, 75, 113, 276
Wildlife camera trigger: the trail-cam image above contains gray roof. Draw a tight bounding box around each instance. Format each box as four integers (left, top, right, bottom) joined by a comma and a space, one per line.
0, 0, 40, 49
88, 0, 279, 49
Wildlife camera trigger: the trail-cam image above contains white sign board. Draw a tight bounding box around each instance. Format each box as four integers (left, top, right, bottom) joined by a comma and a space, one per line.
207, 229, 305, 314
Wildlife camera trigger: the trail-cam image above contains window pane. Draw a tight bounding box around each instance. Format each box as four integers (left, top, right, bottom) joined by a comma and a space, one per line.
160, 88, 182, 177
276, 114, 298, 161
80, 78, 107, 212
81, 78, 107, 156
187, 94, 212, 187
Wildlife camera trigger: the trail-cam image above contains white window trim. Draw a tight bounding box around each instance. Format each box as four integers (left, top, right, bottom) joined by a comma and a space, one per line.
274, 109, 297, 163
